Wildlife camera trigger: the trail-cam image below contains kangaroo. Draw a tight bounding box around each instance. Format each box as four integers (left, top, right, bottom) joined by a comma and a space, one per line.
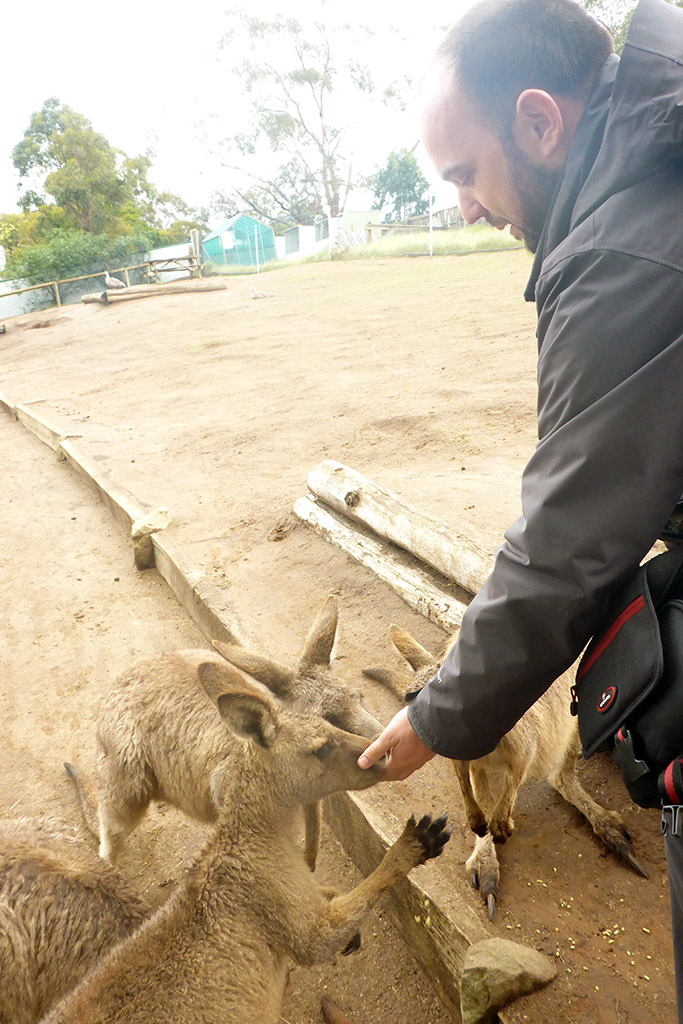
42, 659, 450, 1024
79, 595, 380, 869
364, 625, 645, 919
0, 816, 148, 1024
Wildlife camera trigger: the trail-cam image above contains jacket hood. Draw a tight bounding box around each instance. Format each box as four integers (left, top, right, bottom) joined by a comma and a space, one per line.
525, 0, 683, 301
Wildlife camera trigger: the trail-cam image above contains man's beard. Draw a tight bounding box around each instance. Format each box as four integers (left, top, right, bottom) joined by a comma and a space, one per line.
506, 142, 562, 254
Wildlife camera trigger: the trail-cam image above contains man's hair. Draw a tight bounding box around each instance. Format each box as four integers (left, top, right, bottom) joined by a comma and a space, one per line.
437, 0, 614, 133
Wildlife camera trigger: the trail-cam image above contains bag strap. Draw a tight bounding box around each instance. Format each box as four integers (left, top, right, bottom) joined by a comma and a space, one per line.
659, 757, 683, 805
643, 545, 683, 609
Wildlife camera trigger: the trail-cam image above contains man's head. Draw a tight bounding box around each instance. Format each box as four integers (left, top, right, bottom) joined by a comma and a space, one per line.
422, 0, 613, 252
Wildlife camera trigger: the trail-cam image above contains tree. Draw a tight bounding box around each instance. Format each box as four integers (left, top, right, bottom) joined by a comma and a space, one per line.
3, 99, 207, 281
583, 0, 682, 52
212, 9, 408, 227
369, 149, 429, 224
583, 0, 636, 51
11, 99, 197, 237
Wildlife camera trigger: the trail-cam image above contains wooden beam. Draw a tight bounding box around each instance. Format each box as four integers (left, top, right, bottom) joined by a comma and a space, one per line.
58, 439, 149, 533
14, 404, 65, 452
152, 531, 247, 647
293, 495, 468, 633
307, 460, 495, 597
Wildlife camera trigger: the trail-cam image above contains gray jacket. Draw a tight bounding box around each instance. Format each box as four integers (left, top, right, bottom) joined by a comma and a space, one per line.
408, 0, 683, 760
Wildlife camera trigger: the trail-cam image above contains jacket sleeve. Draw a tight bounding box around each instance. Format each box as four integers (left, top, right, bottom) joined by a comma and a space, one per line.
407, 248, 683, 760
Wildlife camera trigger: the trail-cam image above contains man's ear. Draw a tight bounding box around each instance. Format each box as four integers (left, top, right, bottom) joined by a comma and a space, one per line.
513, 89, 565, 164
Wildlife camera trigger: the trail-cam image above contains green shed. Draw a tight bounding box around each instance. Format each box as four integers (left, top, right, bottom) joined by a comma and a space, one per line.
201, 213, 276, 267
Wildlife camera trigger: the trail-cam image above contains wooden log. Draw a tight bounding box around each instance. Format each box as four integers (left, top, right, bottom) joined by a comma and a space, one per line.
307, 460, 495, 597
81, 279, 227, 304
293, 495, 468, 633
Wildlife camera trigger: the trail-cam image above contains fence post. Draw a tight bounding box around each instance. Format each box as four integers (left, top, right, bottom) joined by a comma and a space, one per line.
124, 269, 130, 287
429, 191, 434, 258
53, 282, 61, 307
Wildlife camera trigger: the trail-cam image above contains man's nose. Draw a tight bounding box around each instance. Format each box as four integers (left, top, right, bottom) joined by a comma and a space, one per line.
459, 195, 488, 224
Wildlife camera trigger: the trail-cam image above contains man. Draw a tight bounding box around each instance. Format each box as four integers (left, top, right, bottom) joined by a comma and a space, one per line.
358, 0, 683, 1014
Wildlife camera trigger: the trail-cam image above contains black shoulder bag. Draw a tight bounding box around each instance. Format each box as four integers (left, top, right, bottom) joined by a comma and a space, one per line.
571, 545, 683, 810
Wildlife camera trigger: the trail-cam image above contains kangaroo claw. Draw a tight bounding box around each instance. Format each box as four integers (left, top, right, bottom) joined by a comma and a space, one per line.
624, 850, 649, 879
487, 893, 496, 920
341, 931, 362, 955
604, 825, 648, 878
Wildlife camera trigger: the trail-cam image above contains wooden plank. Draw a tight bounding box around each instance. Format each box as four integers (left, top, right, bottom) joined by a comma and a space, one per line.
14, 404, 65, 452
307, 460, 495, 597
152, 532, 247, 647
293, 495, 468, 633
58, 439, 149, 533
6, 401, 247, 649
0, 392, 15, 417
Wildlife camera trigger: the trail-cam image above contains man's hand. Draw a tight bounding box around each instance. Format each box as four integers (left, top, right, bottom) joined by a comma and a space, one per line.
358, 706, 436, 781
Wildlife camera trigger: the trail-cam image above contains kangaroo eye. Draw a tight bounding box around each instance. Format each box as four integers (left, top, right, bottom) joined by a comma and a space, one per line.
314, 741, 333, 760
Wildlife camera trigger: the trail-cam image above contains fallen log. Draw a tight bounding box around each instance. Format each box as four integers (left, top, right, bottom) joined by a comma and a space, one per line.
293, 494, 469, 633
307, 460, 495, 596
81, 279, 228, 304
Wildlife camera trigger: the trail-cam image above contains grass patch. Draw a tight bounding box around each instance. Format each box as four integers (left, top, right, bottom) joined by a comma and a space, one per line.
201, 224, 522, 278
328, 223, 522, 260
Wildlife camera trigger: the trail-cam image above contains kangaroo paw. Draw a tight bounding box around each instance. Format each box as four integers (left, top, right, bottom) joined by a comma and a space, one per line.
466, 834, 500, 919
405, 812, 451, 864
596, 816, 648, 878
488, 815, 514, 844
469, 815, 488, 837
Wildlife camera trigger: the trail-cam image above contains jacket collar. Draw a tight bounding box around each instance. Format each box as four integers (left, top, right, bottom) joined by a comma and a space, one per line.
523, 55, 618, 302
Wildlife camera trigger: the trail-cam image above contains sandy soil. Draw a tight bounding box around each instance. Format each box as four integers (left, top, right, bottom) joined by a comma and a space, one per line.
0, 251, 676, 1023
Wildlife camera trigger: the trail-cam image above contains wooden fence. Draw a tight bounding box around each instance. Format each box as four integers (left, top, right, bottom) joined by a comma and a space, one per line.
0, 262, 150, 310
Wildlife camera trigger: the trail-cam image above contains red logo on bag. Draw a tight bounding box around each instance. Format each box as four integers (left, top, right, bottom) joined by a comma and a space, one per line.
597, 686, 617, 712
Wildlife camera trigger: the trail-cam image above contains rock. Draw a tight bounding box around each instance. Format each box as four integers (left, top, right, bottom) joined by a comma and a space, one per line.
460, 937, 557, 1024
131, 508, 171, 570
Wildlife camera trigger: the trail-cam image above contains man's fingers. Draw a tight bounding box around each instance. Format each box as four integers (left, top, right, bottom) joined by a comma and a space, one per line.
358, 729, 391, 769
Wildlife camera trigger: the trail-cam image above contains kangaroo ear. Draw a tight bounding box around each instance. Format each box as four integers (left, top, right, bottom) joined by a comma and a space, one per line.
361, 666, 409, 700
197, 660, 253, 704
298, 595, 338, 672
389, 625, 435, 671
212, 640, 294, 698
216, 690, 278, 748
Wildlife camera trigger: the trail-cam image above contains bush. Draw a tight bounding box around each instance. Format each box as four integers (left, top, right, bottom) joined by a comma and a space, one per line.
4, 228, 156, 284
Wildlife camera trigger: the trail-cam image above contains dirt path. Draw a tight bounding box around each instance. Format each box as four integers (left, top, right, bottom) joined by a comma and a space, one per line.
0, 251, 676, 1022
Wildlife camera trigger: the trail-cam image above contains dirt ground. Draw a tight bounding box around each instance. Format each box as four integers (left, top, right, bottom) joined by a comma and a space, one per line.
0, 250, 676, 1023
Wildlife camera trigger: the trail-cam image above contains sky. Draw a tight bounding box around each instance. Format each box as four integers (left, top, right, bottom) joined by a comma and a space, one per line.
1, 0, 478, 223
